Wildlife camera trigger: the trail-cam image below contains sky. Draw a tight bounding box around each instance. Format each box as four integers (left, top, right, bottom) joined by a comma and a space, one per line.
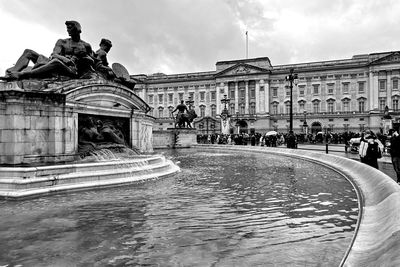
1, 0, 400, 76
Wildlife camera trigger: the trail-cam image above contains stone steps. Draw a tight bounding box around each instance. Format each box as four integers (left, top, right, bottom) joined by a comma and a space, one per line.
0, 155, 180, 199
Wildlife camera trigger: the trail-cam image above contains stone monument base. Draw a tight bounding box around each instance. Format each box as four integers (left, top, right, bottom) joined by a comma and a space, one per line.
153, 128, 197, 149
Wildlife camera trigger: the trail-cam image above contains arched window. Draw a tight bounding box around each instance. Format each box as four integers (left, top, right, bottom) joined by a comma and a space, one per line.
298, 100, 306, 113
239, 103, 245, 114
327, 99, 335, 113
249, 102, 256, 114
158, 107, 163, 118
285, 101, 290, 114
312, 100, 320, 113
211, 105, 216, 117
200, 105, 206, 117
272, 102, 279, 115
342, 98, 350, 112
358, 98, 366, 112
393, 96, 399, 112
229, 103, 235, 116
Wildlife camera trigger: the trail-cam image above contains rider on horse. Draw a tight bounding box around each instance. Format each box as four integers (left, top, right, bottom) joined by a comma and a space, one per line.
172, 100, 189, 124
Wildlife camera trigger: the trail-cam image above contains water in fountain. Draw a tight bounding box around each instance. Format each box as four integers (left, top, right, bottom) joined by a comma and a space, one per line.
0, 148, 358, 266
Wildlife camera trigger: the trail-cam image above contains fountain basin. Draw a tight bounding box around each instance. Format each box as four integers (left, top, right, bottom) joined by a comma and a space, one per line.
194, 144, 400, 267
0, 155, 180, 199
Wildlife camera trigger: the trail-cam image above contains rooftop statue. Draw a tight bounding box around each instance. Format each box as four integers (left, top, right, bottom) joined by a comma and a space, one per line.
0, 20, 136, 89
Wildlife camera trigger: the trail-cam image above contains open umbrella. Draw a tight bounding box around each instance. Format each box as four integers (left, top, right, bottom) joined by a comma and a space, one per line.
266, 131, 278, 136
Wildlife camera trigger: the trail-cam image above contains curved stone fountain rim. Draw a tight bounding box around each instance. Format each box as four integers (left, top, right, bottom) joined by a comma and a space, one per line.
193, 144, 400, 267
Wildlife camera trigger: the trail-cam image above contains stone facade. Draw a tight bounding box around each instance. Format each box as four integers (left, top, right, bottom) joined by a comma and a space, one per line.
133, 51, 400, 135
0, 79, 153, 166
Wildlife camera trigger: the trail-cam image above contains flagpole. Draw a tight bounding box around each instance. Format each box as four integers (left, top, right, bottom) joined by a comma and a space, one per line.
246, 31, 248, 59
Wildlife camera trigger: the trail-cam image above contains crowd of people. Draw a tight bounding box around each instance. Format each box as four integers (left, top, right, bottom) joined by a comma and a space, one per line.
197, 129, 400, 184
197, 131, 364, 147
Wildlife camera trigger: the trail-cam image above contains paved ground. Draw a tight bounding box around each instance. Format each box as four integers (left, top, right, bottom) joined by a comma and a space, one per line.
294, 143, 397, 182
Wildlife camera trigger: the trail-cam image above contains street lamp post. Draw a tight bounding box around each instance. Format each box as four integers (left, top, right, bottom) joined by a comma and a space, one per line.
303, 110, 308, 135
285, 68, 298, 133
221, 94, 230, 112
220, 94, 231, 134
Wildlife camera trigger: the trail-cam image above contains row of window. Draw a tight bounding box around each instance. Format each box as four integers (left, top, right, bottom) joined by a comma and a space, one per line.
149, 84, 216, 92
227, 81, 259, 100
271, 124, 367, 133
152, 102, 258, 118
151, 98, 400, 118
271, 82, 366, 98
271, 99, 366, 114
271, 98, 398, 114
148, 91, 218, 104
271, 79, 399, 98
379, 97, 400, 111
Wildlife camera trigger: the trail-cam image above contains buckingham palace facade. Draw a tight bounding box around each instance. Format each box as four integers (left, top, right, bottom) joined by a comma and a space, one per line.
132, 51, 400, 135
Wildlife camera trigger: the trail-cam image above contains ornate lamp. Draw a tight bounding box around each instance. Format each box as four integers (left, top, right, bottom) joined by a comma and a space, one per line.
285, 68, 298, 133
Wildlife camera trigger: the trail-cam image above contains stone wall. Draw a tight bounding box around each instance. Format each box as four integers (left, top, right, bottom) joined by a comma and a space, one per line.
0, 80, 155, 165
0, 87, 77, 165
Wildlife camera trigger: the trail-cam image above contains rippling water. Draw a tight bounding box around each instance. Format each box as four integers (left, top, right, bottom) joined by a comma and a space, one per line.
0, 148, 358, 266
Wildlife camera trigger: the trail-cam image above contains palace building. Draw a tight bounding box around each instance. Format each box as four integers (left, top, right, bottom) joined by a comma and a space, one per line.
132, 51, 400, 135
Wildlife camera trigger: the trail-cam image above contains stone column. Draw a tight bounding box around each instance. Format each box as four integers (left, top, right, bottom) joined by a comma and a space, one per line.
235, 82, 239, 113
369, 70, 379, 110
245, 81, 249, 114
216, 82, 223, 115
387, 71, 391, 109
255, 80, 260, 113
264, 80, 270, 113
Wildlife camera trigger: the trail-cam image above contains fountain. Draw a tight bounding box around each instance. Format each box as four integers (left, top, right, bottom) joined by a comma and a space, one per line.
0, 20, 179, 199
1, 20, 399, 266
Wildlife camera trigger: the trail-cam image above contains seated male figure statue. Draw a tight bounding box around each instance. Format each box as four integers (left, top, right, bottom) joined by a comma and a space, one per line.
3, 20, 95, 80
94, 38, 116, 80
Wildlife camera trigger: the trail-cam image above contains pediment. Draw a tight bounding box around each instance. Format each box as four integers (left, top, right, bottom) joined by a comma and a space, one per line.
216, 63, 270, 77
369, 52, 400, 65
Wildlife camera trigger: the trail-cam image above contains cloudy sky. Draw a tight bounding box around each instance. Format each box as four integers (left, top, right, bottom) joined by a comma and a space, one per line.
1, 0, 400, 76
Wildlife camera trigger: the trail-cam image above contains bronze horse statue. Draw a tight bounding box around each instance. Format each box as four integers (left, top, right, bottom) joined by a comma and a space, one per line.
175, 109, 197, 128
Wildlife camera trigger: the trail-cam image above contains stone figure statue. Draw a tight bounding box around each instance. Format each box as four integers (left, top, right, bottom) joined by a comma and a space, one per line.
94, 38, 116, 80
96, 120, 126, 145
172, 100, 188, 128
1, 20, 137, 90
2, 21, 95, 80
172, 100, 197, 128
78, 116, 136, 157
78, 117, 104, 150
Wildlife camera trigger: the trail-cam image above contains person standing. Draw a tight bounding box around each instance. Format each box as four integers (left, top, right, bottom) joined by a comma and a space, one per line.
360, 131, 383, 169
390, 129, 400, 184
287, 131, 297, 149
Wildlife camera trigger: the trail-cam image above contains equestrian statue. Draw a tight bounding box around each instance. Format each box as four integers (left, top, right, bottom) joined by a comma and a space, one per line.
171, 100, 197, 128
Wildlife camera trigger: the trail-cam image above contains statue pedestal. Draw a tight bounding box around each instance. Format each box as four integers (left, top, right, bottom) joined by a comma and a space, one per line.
153, 128, 197, 149
0, 79, 153, 166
